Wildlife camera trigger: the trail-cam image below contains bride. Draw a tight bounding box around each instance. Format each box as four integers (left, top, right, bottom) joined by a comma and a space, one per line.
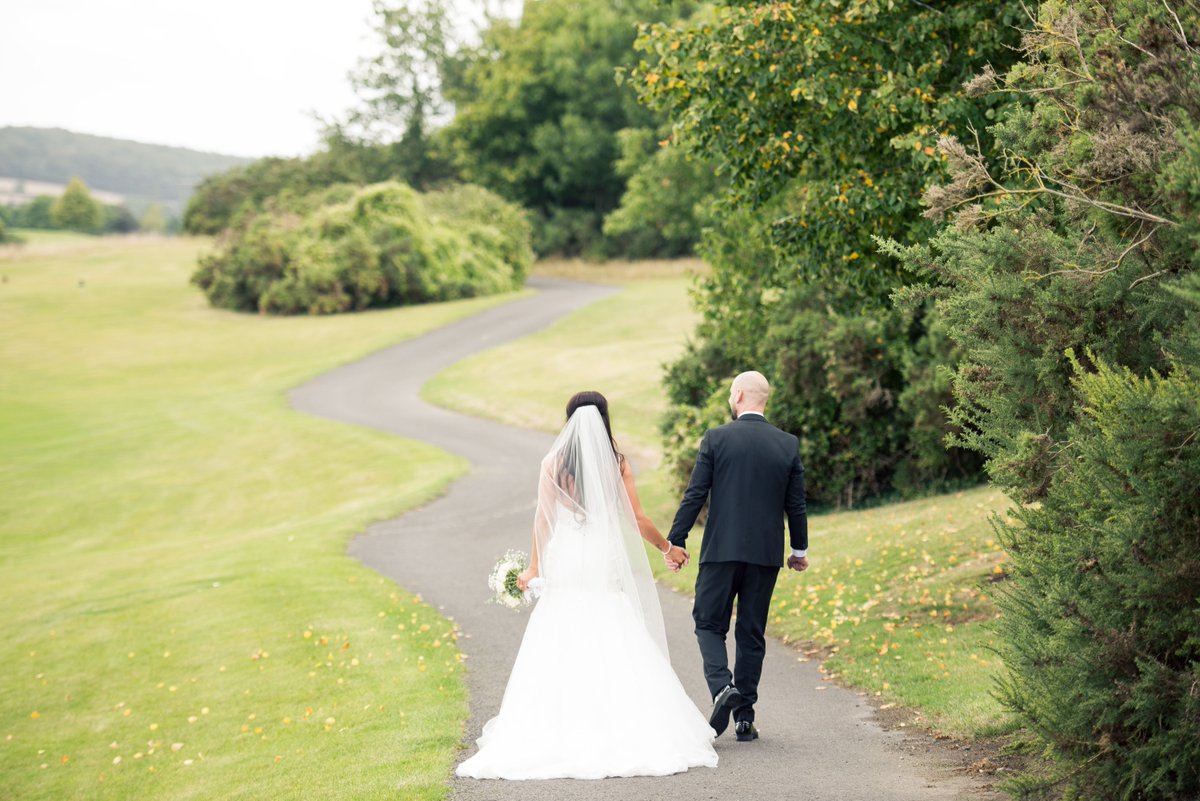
455, 391, 718, 780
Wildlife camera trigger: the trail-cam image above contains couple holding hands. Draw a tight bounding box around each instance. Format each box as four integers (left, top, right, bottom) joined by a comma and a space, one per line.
457, 371, 809, 781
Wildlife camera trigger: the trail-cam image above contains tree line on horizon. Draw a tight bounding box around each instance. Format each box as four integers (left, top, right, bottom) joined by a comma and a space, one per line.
0, 125, 250, 212
0, 176, 175, 242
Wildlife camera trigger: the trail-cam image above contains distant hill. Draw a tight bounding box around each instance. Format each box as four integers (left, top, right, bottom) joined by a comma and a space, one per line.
0, 127, 253, 215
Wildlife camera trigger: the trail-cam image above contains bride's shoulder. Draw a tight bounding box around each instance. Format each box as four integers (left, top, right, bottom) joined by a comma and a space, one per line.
617, 452, 635, 477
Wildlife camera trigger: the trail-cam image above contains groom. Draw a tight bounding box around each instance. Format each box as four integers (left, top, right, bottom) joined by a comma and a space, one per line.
666, 371, 809, 742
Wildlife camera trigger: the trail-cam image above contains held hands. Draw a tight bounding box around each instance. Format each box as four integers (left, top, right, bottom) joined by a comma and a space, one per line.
786, 555, 809, 573
663, 544, 689, 573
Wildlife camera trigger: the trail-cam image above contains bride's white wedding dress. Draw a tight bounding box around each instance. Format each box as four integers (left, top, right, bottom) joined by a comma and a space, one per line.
456, 408, 718, 781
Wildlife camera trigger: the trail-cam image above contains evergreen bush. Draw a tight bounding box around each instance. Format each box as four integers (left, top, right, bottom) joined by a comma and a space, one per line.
996, 340, 1200, 800
890, 1, 1200, 796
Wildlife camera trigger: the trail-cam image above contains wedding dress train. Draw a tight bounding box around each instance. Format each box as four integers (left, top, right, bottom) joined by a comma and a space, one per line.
456, 503, 718, 780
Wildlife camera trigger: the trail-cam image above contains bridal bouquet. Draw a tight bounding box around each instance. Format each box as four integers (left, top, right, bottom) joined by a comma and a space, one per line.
487, 550, 542, 609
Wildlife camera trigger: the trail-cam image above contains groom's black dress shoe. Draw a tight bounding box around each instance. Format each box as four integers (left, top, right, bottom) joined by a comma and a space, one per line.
735, 720, 759, 742
708, 684, 744, 736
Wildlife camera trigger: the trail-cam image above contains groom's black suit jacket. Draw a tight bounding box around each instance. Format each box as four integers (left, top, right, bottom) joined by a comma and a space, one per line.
666, 414, 808, 567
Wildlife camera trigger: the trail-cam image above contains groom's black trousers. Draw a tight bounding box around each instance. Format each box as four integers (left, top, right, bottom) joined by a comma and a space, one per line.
693, 561, 779, 723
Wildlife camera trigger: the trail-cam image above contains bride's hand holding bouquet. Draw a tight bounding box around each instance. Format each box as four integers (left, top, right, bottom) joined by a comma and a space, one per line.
516, 566, 537, 592
488, 550, 543, 610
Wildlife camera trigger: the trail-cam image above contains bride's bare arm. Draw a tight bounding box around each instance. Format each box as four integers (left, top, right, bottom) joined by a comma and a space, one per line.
620, 459, 673, 554
518, 464, 555, 591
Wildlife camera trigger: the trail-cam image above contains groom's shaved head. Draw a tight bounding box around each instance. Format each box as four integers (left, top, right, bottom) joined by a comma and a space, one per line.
731, 371, 770, 412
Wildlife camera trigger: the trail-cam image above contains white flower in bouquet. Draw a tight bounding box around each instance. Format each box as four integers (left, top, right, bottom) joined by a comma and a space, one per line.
487, 549, 539, 610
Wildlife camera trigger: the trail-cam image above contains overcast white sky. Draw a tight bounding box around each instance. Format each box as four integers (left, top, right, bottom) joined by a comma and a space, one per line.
3, 1, 383, 158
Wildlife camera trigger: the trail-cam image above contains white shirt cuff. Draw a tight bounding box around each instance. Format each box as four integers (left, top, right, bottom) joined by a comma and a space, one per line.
791, 548, 807, 558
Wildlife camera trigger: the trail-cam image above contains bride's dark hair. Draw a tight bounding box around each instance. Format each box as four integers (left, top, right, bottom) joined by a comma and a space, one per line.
557, 392, 623, 513
565, 390, 621, 457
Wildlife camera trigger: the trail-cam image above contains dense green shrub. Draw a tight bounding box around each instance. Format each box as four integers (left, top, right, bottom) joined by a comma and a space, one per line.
530, 207, 607, 259
995, 344, 1200, 801
889, 1, 1200, 796
892, 313, 983, 496
182, 130, 452, 236
191, 182, 531, 315
103, 205, 140, 234
183, 155, 352, 236
661, 208, 981, 508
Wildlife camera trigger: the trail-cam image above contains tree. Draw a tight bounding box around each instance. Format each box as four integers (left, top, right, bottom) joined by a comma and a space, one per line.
345, 0, 454, 142
139, 204, 166, 234
440, 0, 686, 255
183, 151, 360, 235
633, 0, 1022, 506
330, 0, 461, 191
635, 1, 1024, 296
50, 177, 103, 232
103, 205, 139, 234
887, 1, 1200, 796
602, 127, 720, 257
15, 196, 56, 230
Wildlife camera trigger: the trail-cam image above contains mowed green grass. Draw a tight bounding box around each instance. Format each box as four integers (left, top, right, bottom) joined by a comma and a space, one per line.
425, 260, 1013, 737
0, 235, 521, 801
5, 229, 97, 246
423, 260, 704, 462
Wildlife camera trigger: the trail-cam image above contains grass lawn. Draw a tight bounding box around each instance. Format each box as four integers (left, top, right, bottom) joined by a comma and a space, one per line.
423, 259, 702, 465
0, 234, 520, 800
3, 228, 98, 247
425, 259, 1014, 738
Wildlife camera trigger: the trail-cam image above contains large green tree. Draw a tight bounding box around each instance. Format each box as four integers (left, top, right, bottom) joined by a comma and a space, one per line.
634, 0, 1023, 506
887, 1, 1200, 796
602, 126, 721, 258
50, 177, 104, 233
344, 0, 454, 142
332, 0, 460, 191
440, 0, 688, 255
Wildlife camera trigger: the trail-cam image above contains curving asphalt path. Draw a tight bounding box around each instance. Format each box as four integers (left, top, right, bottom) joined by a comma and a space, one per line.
289, 277, 997, 801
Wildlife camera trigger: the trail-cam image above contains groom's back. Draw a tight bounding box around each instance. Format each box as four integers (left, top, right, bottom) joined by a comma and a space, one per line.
700, 417, 803, 567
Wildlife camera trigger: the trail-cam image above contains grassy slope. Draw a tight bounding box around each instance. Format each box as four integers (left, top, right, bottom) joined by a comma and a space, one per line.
425, 261, 1013, 737
0, 235, 519, 800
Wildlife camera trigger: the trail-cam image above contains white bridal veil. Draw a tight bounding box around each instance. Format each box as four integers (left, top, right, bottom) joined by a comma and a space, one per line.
531, 405, 669, 658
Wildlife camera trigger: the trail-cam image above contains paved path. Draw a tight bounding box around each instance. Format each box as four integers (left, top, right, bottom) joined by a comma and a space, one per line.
290, 278, 996, 801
